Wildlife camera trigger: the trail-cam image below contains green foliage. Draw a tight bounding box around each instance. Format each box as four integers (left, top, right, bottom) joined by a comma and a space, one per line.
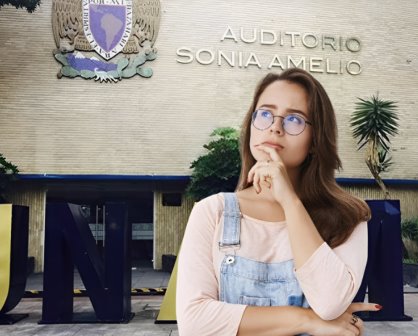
0, 0, 41, 12
401, 218, 418, 242
186, 127, 241, 201
403, 258, 418, 265
350, 94, 399, 198
376, 148, 392, 175
0, 153, 19, 203
351, 95, 399, 152
402, 218, 418, 264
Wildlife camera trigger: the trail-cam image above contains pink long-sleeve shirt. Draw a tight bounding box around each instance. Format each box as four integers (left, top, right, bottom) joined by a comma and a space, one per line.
176, 193, 368, 336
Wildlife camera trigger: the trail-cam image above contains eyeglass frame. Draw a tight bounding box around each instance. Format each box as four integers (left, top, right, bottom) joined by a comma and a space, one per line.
251, 109, 313, 136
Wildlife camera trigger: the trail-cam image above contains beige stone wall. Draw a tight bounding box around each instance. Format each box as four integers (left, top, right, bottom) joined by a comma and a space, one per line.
1, 0, 418, 272
342, 185, 418, 220
153, 191, 194, 269
8, 187, 46, 273
0, 1, 417, 180
154, 187, 418, 271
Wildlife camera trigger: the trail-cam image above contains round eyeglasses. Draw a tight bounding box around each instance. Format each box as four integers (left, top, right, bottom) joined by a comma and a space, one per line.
251, 109, 312, 135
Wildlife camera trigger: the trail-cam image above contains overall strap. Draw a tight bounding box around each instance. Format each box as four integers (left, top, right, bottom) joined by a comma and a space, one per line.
219, 192, 241, 248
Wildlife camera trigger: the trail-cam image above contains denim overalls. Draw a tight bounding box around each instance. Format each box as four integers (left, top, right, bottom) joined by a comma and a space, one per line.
219, 193, 310, 333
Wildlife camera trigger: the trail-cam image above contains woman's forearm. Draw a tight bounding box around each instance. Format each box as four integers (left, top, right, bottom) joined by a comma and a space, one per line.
282, 195, 324, 270
237, 305, 314, 336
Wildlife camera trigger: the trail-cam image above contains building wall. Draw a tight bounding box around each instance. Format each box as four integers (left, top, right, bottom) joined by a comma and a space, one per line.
342, 185, 418, 220
152, 186, 418, 271
0, 0, 417, 180
153, 191, 194, 269
9, 187, 46, 273
1, 1, 418, 271
8, 185, 416, 272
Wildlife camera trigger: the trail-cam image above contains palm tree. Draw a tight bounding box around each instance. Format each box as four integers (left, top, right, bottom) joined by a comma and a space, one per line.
350, 94, 399, 199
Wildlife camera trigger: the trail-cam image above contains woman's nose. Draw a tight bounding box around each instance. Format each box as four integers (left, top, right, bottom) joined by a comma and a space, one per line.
270, 117, 284, 134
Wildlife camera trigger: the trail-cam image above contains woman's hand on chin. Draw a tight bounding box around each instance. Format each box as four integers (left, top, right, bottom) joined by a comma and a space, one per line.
247, 144, 297, 206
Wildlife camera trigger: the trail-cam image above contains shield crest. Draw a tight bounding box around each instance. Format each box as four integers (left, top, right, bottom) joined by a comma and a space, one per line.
83, 0, 133, 60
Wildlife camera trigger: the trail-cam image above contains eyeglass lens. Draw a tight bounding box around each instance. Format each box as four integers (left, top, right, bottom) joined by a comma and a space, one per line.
252, 110, 306, 135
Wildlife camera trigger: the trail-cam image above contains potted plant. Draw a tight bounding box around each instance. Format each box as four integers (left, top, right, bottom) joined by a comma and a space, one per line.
350, 94, 399, 198
350, 95, 413, 321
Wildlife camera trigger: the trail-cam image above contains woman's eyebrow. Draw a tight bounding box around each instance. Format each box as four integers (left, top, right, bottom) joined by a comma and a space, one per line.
258, 104, 308, 118
286, 108, 309, 119
258, 104, 277, 110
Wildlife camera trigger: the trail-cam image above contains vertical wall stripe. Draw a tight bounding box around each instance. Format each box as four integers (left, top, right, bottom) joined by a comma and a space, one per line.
341, 185, 418, 220
8, 188, 46, 273
154, 192, 194, 270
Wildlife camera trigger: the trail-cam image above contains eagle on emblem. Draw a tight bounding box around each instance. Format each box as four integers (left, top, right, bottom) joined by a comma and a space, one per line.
52, 0, 161, 81
52, 0, 160, 56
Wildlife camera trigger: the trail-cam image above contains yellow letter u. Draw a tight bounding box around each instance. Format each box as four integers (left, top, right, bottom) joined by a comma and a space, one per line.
0, 204, 12, 310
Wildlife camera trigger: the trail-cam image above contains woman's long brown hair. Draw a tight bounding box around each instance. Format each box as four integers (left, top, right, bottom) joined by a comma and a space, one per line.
236, 68, 370, 248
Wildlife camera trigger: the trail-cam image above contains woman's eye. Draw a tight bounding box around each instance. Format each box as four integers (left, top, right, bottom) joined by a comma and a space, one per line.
260, 111, 272, 118
287, 115, 303, 124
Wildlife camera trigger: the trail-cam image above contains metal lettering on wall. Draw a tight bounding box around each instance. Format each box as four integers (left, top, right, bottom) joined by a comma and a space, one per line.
52, 0, 161, 83
177, 26, 363, 75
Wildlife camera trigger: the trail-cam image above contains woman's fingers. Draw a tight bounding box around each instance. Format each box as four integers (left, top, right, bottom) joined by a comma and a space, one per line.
335, 311, 361, 336
247, 161, 269, 183
357, 318, 364, 335
247, 153, 286, 195
344, 303, 379, 336
255, 144, 282, 162
253, 168, 261, 193
248, 163, 257, 185
348, 302, 382, 314
341, 303, 377, 336
248, 164, 273, 193
347, 314, 362, 336
346, 322, 360, 336
247, 161, 261, 183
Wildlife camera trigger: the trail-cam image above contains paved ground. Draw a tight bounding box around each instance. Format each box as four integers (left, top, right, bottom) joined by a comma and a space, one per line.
25, 267, 171, 291
1, 297, 177, 336
1, 268, 417, 335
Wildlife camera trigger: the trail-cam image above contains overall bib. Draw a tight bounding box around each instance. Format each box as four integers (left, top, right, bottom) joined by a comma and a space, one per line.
219, 193, 310, 335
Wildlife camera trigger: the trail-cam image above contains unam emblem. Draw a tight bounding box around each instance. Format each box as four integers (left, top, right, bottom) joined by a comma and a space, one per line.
52, 0, 161, 83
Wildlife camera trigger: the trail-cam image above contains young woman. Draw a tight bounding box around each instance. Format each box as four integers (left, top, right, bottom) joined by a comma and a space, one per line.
176, 68, 381, 336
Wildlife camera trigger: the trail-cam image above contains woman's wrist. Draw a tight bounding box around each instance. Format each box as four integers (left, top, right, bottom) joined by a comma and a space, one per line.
300, 308, 318, 334
280, 191, 301, 209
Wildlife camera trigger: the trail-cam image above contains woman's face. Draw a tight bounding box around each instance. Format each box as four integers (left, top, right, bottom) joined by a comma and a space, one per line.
249, 80, 313, 171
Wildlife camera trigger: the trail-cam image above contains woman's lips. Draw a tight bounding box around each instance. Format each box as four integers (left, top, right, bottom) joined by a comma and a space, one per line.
260, 142, 284, 150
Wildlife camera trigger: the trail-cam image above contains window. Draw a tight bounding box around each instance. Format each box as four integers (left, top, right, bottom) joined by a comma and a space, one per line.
162, 193, 182, 206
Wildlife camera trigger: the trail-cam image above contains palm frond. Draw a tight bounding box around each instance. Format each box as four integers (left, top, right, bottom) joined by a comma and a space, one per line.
350, 94, 400, 198
377, 146, 392, 173
350, 94, 399, 151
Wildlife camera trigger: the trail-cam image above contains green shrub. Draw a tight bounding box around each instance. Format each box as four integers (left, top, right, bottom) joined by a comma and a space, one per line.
402, 218, 418, 264
186, 127, 241, 202
401, 218, 418, 242
403, 258, 418, 265
0, 153, 19, 203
